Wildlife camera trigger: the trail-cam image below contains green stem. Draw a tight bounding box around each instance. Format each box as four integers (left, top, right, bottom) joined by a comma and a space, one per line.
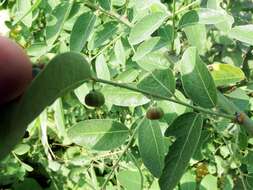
171, 0, 176, 51
175, 1, 199, 15
93, 77, 235, 120
84, 2, 133, 28
100, 119, 142, 190
90, 34, 123, 61
165, 0, 199, 26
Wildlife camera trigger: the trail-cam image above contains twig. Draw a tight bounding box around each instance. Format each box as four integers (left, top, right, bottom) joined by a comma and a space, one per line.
84, 2, 133, 28
175, 1, 200, 15
100, 118, 144, 189
90, 34, 123, 61
171, 0, 176, 51
92, 77, 235, 120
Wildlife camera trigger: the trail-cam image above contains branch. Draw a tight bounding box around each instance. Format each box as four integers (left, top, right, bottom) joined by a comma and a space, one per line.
92, 77, 234, 119
171, 0, 176, 51
84, 2, 133, 28
175, 1, 200, 15
100, 119, 142, 189
93, 77, 253, 136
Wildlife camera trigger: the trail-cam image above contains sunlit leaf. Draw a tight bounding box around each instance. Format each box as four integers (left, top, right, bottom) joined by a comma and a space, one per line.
209, 63, 245, 86
228, 25, 253, 45
68, 119, 129, 150
129, 12, 167, 45
180, 47, 217, 108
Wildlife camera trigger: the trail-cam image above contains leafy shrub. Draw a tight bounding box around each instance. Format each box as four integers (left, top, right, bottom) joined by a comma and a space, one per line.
1, 0, 253, 189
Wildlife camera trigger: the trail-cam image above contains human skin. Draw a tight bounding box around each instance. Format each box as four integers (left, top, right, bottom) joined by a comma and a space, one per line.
0, 36, 32, 105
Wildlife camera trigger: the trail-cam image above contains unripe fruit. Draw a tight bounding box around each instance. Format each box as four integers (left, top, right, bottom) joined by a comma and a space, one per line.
146, 106, 164, 120
0, 36, 32, 105
85, 90, 105, 107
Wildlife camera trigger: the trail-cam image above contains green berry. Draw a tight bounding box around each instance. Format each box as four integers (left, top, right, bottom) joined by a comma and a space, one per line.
85, 90, 105, 107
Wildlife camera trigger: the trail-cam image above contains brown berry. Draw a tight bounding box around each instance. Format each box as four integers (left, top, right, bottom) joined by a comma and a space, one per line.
146, 106, 164, 120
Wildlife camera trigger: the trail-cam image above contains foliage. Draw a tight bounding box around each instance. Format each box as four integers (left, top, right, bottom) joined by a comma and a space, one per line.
1, 0, 253, 189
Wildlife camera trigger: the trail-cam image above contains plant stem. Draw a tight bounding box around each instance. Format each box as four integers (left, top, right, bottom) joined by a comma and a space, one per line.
165, 0, 199, 26
90, 34, 123, 61
100, 119, 143, 190
84, 2, 133, 28
171, 0, 176, 52
92, 77, 235, 120
175, 1, 199, 15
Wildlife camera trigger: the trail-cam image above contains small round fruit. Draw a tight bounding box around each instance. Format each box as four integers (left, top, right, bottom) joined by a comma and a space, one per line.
85, 90, 105, 107
146, 106, 164, 120
0, 36, 32, 105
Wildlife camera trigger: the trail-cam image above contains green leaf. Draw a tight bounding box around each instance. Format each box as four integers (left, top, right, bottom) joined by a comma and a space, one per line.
137, 69, 175, 98
88, 21, 118, 50
13, 144, 30, 155
74, 83, 90, 106
228, 25, 253, 45
67, 119, 129, 150
157, 25, 174, 41
133, 37, 169, 61
178, 10, 199, 28
207, 0, 222, 9
129, 12, 167, 45
53, 98, 70, 143
118, 170, 142, 190
12, 178, 42, 190
179, 9, 233, 28
114, 38, 126, 65
200, 175, 218, 190
217, 91, 240, 115
206, 1, 234, 33
14, 0, 42, 26
70, 11, 96, 52
136, 51, 171, 71
159, 112, 203, 190
102, 85, 150, 107
26, 42, 49, 57
157, 90, 189, 124
209, 63, 245, 86
138, 118, 165, 177
180, 171, 197, 190
95, 54, 111, 80
21, 162, 33, 172
0, 52, 91, 160
98, 0, 111, 10
183, 24, 207, 55
115, 68, 139, 83
46, 2, 72, 46
226, 89, 250, 111
197, 8, 233, 25
222, 49, 243, 67
180, 47, 217, 108
15, 0, 32, 27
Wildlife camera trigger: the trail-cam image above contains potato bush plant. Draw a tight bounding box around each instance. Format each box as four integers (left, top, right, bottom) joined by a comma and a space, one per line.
1, 0, 253, 189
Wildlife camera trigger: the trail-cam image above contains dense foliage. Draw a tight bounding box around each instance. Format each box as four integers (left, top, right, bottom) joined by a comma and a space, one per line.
1, 0, 253, 189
